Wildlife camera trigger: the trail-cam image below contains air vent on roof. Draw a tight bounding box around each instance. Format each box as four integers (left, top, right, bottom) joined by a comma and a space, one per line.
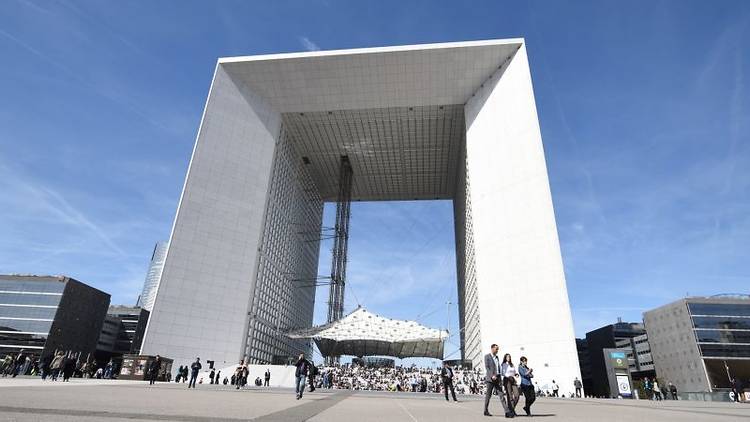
302, 156, 311, 165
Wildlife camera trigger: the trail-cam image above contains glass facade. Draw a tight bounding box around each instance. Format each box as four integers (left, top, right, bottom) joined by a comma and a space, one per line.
0, 276, 64, 354
688, 301, 750, 360
137, 241, 168, 312
244, 127, 321, 364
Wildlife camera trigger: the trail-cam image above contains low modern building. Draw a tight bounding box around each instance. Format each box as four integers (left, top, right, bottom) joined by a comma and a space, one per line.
614, 333, 655, 380
96, 305, 150, 357
0, 274, 110, 359
584, 319, 646, 397
644, 295, 750, 392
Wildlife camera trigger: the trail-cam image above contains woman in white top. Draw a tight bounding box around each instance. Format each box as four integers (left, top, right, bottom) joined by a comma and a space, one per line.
500, 354, 520, 416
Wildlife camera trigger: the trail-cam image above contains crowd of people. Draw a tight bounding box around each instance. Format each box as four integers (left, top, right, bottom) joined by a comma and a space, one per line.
0, 350, 98, 381
290, 345, 578, 418
308, 361, 485, 395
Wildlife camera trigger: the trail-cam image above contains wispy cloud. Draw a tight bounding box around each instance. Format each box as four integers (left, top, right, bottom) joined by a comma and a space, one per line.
0, 160, 127, 258
299, 36, 321, 51
0, 26, 181, 135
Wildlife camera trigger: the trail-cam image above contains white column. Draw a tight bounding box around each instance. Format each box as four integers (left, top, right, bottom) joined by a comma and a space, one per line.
141, 64, 281, 368
464, 43, 582, 395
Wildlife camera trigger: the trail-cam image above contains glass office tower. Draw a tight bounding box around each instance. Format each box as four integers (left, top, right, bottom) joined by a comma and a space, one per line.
137, 241, 168, 312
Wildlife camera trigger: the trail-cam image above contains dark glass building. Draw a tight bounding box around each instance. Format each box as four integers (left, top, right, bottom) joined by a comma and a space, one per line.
576, 338, 593, 394
644, 295, 750, 392
584, 319, 646, 397
0, 275, 110, 360
96, 305, 150, 356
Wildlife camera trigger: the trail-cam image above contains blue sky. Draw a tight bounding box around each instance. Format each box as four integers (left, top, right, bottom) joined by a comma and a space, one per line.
1, 0, 748, 363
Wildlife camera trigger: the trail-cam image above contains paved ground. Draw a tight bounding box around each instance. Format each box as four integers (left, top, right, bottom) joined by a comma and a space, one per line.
0, 377, 748, 421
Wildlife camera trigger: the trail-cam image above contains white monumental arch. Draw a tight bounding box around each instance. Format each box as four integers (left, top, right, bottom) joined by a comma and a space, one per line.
141, 38, 581, 393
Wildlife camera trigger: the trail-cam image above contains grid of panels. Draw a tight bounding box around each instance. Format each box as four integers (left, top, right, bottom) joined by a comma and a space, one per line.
244, 126, 323, 364
222, 41, 521, 113
454, 139, 482, 367
282, 104, 464, 201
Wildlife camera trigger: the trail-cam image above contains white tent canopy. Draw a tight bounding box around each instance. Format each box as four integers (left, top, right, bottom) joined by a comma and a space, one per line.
288, 307, 449, 359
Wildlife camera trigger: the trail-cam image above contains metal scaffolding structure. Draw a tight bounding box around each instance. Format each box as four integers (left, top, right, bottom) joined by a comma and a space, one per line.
326, 155, 353, 365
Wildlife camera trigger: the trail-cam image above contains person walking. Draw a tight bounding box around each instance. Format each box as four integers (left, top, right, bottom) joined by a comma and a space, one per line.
11, 350, 25, 377
62, 356, 76, 382
307, 363, 317, 392
551, 380, 559, 397
175, 365, 183, 383
20, 355, 32, 376
668, 382, 678, 400
501, 354, 519, 417
1, 354, 13, 377
188, 357, 201, 389
209, 368, 215, 385
39, 354, 51, 381
215, 370, 220, 386
574, 377, 582, 398
148, 355, 161, 385
264, 368, 271, 387
731, 378, 741, 403
483, 344, 510, 418
518, 356, 536, 416
234, 359, 245, 390
441, 361, 458, 402
294, 353, 310, 400
643, 377, 653, 400
102, 360, 113, 379
50, 352, 64, 381
655, 383, 663, 401
235, 360, 245, 390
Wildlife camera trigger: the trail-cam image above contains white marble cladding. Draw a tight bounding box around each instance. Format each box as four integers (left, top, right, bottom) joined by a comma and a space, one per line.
221, 39, 522, 113
142, 40, 580, 386
141, 65, 281, 368
463, 44, 581, 395
453, 137, 482, 367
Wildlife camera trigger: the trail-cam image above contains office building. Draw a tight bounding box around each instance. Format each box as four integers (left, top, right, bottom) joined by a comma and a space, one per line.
615, 333, 655, 379
140, 39, 581, 391
0, 274, 110, 358
137, 241, 168, 312
644, 295, 750, 392
576, 338, 593, 394
96, 305, 150, 356
584, 319, 646, 397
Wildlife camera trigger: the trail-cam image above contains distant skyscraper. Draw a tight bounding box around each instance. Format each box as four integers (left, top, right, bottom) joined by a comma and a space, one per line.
137, 241, 168, 312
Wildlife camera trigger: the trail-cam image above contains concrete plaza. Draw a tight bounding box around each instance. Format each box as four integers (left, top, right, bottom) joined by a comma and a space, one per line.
0, 378, 747, 421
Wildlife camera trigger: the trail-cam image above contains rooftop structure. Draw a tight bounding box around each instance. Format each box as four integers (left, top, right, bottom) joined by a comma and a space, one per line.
288, 307, 448, 359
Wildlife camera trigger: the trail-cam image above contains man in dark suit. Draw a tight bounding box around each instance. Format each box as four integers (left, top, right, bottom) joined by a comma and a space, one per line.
148, 355, 161, 385
484, 344, 510, 418
441, 361, 458, 402
188, 357, 201, 389
294, 353, 310, 399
